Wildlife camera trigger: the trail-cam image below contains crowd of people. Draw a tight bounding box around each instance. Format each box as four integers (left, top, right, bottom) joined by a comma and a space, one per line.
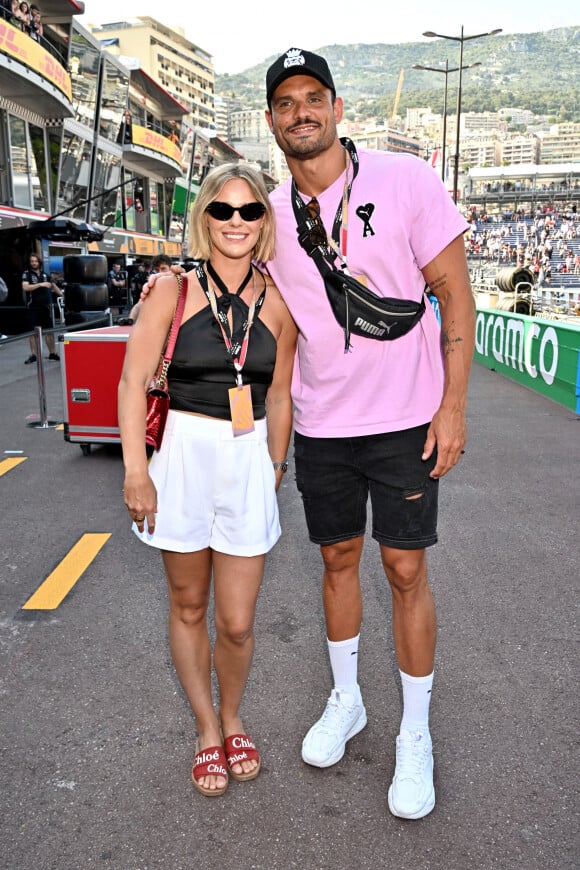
464, 206, 580, 285
2, 0, 43, 40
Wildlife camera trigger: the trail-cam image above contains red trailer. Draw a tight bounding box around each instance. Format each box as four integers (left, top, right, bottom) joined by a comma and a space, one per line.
59, 326, 131, 454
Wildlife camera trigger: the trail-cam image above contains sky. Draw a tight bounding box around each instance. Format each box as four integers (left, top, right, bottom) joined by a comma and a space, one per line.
78, 0, 579, 75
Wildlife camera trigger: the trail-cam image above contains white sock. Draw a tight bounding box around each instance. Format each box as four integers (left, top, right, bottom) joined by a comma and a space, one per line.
328, 635, 360, 694
400, 669, 433, 732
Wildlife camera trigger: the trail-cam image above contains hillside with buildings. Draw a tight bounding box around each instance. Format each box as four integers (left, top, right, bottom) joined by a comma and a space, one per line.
217, 28, 580, 122
216, 29, 580, 184
1, 5, 578, 315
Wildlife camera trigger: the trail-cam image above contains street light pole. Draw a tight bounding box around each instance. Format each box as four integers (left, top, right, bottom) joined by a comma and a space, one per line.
181, 129, 197, 249
442, 59, 449, 185
454, 27, 465, 205
423, 26, 502, 203
413, 60, 481, 184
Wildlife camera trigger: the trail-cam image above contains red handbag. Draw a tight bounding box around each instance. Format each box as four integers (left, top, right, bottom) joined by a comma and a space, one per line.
145, 274, 187, 450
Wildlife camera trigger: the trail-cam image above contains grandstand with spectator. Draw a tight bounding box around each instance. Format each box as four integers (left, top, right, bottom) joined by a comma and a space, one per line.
466, 206, 580, 321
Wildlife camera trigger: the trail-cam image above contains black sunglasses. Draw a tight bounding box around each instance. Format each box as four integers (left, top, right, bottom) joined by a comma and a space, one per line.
205, 201, 266, 222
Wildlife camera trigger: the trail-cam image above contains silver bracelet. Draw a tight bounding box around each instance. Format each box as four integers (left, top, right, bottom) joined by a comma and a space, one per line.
272, 460, 288, 473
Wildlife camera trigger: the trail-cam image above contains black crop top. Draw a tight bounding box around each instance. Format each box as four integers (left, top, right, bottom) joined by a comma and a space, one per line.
167, 265, 277, 420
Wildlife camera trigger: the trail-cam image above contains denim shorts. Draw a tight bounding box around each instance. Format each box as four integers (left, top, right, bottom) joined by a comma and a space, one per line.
294, 424, 438, 550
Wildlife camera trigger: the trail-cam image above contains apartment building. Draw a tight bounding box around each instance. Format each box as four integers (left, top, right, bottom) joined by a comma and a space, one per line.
461, 138, 500, 169
498, 108, 536, 126
499, 134, 540, 165
89, 18, 215, 132
461, 112, 506, 135
537, 123, 580, 164
228, 108, 271, 166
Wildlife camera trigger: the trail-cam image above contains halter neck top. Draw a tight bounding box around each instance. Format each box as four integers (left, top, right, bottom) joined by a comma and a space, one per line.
167, 265, 277, 420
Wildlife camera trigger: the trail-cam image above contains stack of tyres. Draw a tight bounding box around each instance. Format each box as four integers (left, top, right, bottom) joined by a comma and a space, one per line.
65, 284, 109, 312
494, 266, 534, 314
494, 266, 534, 292
63, 255, 109, 324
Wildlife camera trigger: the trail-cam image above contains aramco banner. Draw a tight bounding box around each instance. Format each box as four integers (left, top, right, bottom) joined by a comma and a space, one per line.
474, 308, 580, 414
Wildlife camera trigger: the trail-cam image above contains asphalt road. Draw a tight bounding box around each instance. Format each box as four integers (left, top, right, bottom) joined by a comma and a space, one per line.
0, 332, 578, 870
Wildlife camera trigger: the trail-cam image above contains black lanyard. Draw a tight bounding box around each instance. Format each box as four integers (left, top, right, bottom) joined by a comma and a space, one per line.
291, 137, 360, 259
195, 261, 266, 361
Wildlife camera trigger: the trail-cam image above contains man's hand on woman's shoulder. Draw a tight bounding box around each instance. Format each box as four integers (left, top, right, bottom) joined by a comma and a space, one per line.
141, 264, 184, 302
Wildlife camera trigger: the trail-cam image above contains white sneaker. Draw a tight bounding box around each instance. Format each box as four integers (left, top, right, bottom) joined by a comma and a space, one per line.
302, 686, 367, 768
388, 728, 435, 819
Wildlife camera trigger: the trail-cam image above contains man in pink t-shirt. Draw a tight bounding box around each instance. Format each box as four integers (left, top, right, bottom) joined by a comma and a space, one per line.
265, 48, 475, 820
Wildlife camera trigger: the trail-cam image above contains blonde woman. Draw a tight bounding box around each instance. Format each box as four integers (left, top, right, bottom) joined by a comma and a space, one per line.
118, 165, 297, 796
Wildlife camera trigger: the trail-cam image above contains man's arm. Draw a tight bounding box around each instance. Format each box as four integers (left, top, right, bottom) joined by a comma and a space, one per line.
421, 234, 476, 479
22, 277, 51, 294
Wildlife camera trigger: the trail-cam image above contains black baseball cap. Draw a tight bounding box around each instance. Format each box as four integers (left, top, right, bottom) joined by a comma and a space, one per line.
266, 48, 335, 106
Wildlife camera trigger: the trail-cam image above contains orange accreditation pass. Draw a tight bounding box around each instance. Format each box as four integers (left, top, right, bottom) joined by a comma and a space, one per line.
228, 384, 255, 436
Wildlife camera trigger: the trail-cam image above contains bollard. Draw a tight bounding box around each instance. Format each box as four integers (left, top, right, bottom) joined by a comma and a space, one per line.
26, 327, 60, 429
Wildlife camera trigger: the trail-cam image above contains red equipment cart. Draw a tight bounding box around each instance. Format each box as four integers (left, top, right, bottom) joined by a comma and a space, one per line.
59, 325, 131, 455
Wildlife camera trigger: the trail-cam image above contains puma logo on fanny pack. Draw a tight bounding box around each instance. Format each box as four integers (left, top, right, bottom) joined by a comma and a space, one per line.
354, 316, 397, 337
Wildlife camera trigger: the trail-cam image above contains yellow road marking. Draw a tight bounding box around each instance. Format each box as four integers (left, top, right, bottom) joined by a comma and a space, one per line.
0, 457, 27, 476
22, 533, 112, 610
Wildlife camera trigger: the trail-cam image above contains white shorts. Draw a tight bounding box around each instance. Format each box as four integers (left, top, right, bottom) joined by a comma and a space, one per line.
134, 411, 281, 556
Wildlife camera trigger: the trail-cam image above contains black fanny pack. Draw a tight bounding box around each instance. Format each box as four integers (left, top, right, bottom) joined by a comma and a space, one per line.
321, 268, 425, 347
291, 154, 426, 351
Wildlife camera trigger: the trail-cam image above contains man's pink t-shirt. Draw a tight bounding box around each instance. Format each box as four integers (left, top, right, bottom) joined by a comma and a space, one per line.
268, 147, 469, 438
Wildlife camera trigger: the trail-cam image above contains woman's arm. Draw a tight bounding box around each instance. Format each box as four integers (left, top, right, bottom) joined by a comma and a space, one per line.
118, 274, 181, 529
264, 291, 298, 492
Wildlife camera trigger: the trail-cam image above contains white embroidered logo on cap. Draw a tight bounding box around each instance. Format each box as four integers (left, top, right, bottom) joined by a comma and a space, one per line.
284, 48, 305, 69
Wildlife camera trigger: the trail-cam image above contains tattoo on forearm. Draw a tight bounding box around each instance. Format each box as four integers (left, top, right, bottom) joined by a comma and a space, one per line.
441, 326, 463, 354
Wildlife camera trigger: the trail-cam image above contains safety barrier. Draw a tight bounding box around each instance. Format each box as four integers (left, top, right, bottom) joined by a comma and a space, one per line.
474, 307, 580, 414
2, 316, 112, 429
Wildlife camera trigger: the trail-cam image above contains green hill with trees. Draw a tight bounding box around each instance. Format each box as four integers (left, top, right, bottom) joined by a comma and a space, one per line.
217, 28, 580, 123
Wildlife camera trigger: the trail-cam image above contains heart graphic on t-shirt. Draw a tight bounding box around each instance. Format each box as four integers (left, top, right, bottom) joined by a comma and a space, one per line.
356, 203, 376, 237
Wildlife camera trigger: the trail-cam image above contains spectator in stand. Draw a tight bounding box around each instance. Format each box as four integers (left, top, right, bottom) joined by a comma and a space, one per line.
9, 0, 20, 24
117, 110, 133, 145
29, 3, 42, 39
537, 265, 546, 287
16, 0, 29, 29
167, 124, 180, 146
